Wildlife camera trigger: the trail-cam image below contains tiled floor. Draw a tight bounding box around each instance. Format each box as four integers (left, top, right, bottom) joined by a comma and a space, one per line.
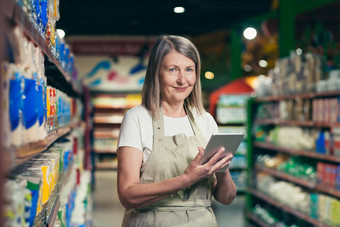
92, 171, 250, 227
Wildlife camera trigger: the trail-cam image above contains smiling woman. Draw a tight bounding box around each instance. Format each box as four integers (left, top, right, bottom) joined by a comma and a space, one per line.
160, 51, 196, 112
116, 35, 236, 227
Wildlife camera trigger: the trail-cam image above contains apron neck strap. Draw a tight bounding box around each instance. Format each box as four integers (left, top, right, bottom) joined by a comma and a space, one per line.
152, 105, 203, 137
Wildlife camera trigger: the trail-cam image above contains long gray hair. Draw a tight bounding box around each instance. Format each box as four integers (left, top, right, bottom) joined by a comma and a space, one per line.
141, 35, 204, 117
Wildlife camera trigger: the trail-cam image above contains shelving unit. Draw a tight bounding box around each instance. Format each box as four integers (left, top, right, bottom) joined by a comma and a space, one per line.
246, 212, 271, 227
253, 142, 340, 163
1, 0, 81, 97
215, 94, 250, 193
248, 189, 328, 227
247, 89, 340, 226
0, 1, 88, 226
91, 93, 141, 171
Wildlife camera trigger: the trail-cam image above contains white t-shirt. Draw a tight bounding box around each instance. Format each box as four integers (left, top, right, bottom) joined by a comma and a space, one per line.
118, 105, 218, 171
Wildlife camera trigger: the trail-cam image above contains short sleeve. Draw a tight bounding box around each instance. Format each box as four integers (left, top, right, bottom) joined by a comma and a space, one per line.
193, 110, 219, 141
118, 109, 143, 152
205, 112, 219, 134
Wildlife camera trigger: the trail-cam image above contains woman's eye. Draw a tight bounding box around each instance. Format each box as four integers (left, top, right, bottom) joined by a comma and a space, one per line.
186, 68, 194, 72
169, 68, 176, 72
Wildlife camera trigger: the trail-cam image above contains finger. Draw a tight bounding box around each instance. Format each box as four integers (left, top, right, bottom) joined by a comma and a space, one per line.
225, 153, 233, 161
192, 147, 205, 165
206, 147, 225, 165
212, 155, 231, 172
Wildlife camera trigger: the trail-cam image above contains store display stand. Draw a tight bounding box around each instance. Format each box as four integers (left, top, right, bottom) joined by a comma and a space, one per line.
0, 0, 86, 225
90, 92, 141, 172
216, 94, 250, 194
246, 90, 340, 226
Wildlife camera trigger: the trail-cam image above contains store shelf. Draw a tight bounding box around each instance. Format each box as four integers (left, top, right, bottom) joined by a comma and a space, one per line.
93, 131, 119, 139
315, 185, 340, 198
1, 0, 80, 97
248, 188, 329, 227
253, 141, 340, 163
254, 119, 336, 128
7, 121, 80, 171
217, 122, 247, 126
93, 116, 124, 124
255, 90, 340, 102
246, 212, 271, 227
95, 162, 117, 170
93, 149, 117, 154
255, 165, 316, 189
93, 104, 129, 110
229, 166, 247, 171
46, 196, 60, 227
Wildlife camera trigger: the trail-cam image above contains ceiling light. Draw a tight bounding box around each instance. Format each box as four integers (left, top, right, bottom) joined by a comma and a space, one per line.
56, 29, 65, 39
205, 71, 214, 80
259, 60, 268, 68
296, 48, 303, 55
243, 27, 257, 40
174, 6, 185, 13
244, 64, 252, 72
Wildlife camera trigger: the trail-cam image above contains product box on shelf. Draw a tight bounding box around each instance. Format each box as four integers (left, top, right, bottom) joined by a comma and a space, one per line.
268, 52, 324, 96
216, 95, 248, 124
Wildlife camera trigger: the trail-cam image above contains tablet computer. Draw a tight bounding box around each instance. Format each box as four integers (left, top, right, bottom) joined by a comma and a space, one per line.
199, 132, 245, 171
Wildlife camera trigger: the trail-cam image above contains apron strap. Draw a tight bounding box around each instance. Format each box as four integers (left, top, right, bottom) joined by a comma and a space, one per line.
152, 107, 165, 140
185, 105, 203, 137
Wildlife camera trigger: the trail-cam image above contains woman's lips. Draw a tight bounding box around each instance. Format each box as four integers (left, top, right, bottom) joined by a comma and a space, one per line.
174, 87, 187, 92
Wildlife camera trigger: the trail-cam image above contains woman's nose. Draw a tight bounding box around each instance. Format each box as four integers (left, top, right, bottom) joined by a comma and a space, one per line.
176, 71, 184, 84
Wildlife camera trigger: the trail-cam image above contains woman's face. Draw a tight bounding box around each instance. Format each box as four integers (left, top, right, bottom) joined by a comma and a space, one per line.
160, 51, 196, 105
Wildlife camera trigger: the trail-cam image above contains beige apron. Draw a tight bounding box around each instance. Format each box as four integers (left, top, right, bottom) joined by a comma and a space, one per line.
122, 108, 217, 227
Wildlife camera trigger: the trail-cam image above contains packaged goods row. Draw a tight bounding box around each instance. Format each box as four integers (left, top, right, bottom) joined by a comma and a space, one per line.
254, 125, 340, 157
2, 21, 82, 149
256, 153, 340, 193
255, 174, 340, 226
256, 154, 317, 183
10, 0, 75, 76
216, 95, 249, 124
251, 204, 304, 227
91, 94, 142, 109
258, 52, 340, 97
230, 171, 247, 191
256, 97, 340, 123
2, 61, 82, 148
269, 52, 323, 95
93, 138, 117, 153
4, 129, 91, 227
91, 94, 142, 170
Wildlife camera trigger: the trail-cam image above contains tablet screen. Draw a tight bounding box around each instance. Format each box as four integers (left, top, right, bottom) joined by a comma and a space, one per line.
199, 132, 245, 169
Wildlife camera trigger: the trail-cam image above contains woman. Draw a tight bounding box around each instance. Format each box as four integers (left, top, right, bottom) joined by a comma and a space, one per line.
117, 35, 236, 226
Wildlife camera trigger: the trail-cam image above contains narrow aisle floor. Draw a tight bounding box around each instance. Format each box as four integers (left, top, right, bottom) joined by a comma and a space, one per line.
92, 170, 124, 227
92, 171, 249, 227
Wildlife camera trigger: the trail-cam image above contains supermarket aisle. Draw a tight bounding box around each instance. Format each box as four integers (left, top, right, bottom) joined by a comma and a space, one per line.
92, 171, 248, 227
212, 196, 250, 227
92, 171, 124, 227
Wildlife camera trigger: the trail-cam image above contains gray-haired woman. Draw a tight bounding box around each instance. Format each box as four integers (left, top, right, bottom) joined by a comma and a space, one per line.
117, 35, 236, 227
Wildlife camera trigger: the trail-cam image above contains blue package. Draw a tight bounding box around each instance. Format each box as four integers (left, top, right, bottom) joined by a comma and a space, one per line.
315, 131, 326, 154
55, 36, 60, 59
40, 0, 48, 31
60, 43, 65, 63
23, 79, 38, 129
64, 47, 70, 64
27, 186, 39, 227
9, 79, 23, 131
58, 95, 63, 126
37, 84, 44, 126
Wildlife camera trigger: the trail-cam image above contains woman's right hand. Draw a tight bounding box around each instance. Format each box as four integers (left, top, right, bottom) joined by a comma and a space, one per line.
181, 147, 232, 186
